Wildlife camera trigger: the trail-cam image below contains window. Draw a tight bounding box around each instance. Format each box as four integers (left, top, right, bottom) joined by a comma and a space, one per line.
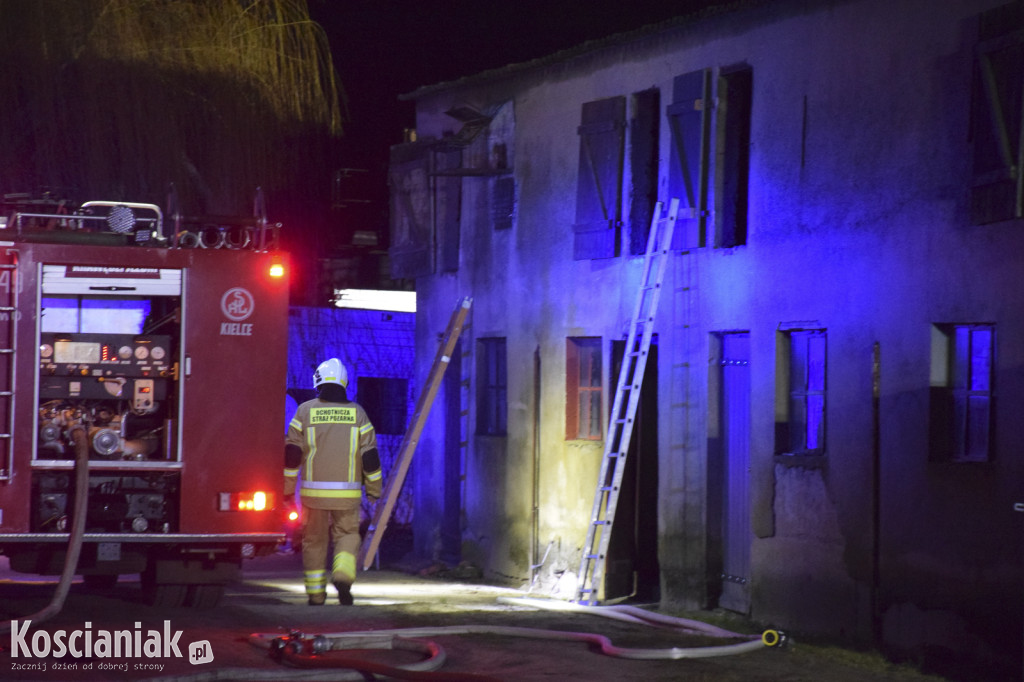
492, 176, 515, 231
776, 329, 826, 455
567, 337, 603, 440
357, 377, 409, 435
970, 4, 1024, 224
930, 324, 995, 462
715, 65, 752, 248
477, 337, 507, 436
573, 96, 626, 260
435, 147, 462, 273
629, 89, 660, 256
667, 65, 753, 248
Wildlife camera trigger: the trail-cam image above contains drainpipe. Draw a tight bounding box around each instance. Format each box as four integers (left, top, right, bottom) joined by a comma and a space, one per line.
871, 342, 882, 645
531, 345, 541, 581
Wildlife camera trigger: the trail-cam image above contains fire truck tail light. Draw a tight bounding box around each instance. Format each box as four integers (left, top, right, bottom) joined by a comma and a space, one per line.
218, 491, 274, 512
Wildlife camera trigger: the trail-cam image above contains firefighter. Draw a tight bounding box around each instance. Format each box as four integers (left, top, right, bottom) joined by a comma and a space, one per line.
284, 358, 382, 605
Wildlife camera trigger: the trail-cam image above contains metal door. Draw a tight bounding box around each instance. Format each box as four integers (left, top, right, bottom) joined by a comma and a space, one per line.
720, 333, 751, 613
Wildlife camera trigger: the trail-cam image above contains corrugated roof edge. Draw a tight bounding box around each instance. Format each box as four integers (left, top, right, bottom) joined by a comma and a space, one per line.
398, 0, 762, 101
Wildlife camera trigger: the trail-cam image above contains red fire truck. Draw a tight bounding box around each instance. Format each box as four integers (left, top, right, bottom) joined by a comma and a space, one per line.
0, 197, 288, 607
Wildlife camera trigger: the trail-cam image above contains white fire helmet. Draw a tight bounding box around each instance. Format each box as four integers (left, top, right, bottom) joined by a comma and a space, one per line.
313, 358, 348, 389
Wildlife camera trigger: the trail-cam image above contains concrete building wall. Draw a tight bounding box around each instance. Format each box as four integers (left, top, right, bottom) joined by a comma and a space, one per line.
396, 0, 1021, 674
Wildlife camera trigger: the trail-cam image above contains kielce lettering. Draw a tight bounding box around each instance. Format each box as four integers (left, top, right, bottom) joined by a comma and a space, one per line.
10, 620, 182, 658
220, 321, 253, 336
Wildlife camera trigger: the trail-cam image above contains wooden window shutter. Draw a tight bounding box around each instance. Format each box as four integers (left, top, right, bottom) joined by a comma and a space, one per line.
565, 339, 580, 439
971, 4, 1024, 224
667, 69, 711, 249
573, 96, 626, 260
388, 141, 434, 279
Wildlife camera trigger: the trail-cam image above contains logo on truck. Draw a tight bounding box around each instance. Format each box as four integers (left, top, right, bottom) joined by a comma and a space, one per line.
220, 287, 254, 336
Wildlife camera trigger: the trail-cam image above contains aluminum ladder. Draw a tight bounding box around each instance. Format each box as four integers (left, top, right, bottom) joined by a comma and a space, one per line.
574, 198, 679, 604
359, 296, 472, 570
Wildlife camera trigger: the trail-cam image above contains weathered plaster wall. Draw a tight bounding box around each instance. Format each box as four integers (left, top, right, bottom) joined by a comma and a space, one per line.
402, 0, 1021, 673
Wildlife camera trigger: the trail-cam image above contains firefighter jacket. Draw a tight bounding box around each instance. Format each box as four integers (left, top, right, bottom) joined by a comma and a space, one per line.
284, 398, 383, 510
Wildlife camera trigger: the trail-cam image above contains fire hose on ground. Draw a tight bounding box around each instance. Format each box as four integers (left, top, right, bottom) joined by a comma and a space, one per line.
224, 598, 788, 681
0, 426, 90, 635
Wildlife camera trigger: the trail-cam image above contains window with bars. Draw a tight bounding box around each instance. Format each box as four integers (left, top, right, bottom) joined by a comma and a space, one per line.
566, 337, 603, 440
776, 329, 826, 456
476, 337, 507, 436
930, 324, 995, 462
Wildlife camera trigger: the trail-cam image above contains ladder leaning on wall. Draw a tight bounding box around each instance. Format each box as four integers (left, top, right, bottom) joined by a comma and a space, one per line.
358, 296, 473, 571
574, 198, 679, 605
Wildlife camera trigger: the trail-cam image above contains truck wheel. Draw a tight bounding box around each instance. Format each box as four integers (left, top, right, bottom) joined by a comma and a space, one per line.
142, 579, 188, 607
186, 584, 224, 609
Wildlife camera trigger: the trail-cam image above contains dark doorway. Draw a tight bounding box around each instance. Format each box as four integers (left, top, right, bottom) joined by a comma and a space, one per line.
605, 338, 660, 602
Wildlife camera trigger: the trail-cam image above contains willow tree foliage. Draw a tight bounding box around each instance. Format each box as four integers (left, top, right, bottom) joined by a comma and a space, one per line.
0, 0, 345, 215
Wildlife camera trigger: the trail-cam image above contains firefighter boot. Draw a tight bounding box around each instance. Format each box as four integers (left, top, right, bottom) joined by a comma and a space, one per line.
335, 581, 354, 606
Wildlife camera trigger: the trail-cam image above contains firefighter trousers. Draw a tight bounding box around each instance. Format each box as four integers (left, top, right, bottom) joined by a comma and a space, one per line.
301, 506, 360, 599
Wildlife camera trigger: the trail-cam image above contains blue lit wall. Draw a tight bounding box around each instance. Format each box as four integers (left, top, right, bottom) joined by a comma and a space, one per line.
397, 0, 1023, 677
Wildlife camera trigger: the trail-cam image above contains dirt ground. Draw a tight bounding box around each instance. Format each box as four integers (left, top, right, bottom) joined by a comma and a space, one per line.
0, 550, 958, 681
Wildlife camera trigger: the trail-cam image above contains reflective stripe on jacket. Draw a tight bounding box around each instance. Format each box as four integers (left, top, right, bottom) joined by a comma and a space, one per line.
286, 398, 380, 509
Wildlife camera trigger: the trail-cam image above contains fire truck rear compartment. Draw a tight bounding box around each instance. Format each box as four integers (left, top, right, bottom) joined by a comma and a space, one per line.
32, 471, 179, 534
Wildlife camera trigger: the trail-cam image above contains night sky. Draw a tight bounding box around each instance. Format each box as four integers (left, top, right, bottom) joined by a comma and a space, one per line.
306, 1, 726, 245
